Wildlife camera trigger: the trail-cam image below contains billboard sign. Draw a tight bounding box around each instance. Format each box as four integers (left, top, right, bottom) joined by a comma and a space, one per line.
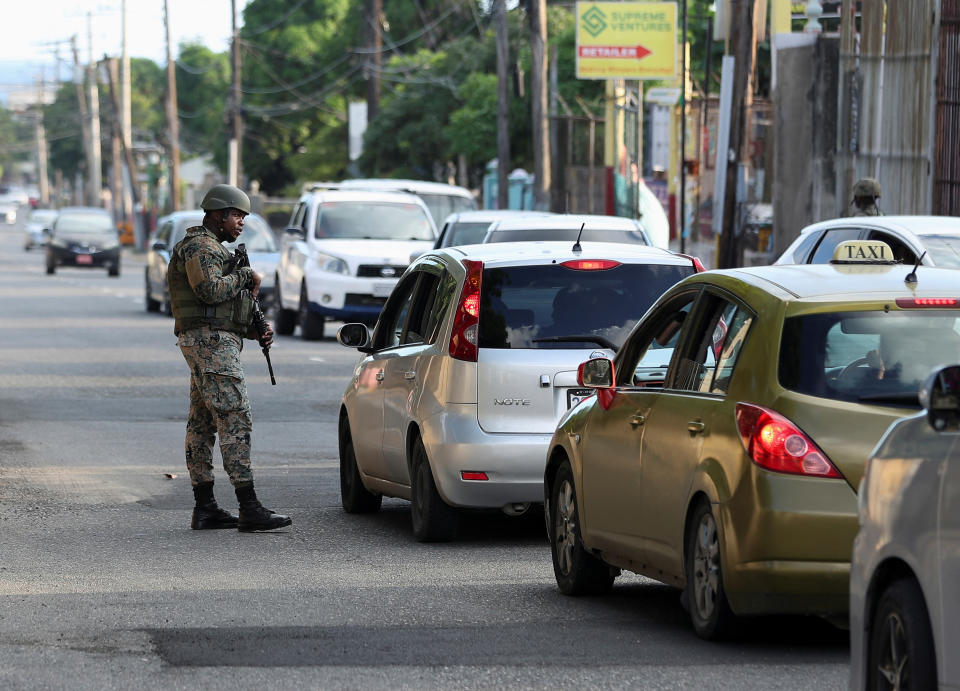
576, 2, 678, 80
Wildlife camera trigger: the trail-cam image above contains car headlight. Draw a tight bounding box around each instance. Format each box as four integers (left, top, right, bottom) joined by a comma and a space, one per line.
314, 252, 350, 275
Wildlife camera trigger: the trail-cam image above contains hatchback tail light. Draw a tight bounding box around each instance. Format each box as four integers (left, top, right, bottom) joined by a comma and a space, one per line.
449, 259, 483, 362
735, 403, 842, 478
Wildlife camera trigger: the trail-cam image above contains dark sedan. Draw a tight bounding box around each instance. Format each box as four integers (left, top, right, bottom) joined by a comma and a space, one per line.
45, 207, 121, 277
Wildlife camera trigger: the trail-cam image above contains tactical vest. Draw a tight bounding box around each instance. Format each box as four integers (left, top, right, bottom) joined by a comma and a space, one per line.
168, 227, 254, 335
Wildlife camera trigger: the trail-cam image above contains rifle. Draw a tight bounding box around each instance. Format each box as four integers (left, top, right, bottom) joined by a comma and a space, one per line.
234, 243, 277, 385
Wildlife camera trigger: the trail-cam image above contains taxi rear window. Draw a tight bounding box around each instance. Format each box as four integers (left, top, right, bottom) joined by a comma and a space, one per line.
478, 263, 693, 350
779, 310, 960, 407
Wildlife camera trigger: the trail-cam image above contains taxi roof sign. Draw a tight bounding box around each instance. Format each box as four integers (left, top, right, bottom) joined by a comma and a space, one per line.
830, 240, 896, 264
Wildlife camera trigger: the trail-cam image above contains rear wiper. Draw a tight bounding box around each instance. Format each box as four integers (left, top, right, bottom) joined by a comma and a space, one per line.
533, 335, 618, 352
856, 392, 921, 405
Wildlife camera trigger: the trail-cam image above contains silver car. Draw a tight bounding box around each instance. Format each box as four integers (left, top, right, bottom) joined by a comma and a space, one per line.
850, 363, 960, 689
336, 241, 699, 541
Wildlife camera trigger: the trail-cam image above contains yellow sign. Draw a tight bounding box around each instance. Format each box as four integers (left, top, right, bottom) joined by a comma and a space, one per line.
576, 1, 677, 80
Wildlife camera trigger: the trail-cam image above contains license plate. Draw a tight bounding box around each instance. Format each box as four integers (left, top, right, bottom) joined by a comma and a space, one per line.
76, 254, 93, 264
567, 388, 594, 409
372, 283, 394, 298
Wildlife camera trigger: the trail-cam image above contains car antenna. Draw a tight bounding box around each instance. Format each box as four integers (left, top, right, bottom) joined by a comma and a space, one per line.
572, 223, 585, 254
905, 251, 926, 284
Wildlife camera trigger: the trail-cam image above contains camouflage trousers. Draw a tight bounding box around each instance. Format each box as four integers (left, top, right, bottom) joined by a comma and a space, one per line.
178, 327, 253, 487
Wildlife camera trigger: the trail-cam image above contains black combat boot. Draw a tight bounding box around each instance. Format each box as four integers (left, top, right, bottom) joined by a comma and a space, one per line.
235, 483, 293, 532
191, 481, 239, 530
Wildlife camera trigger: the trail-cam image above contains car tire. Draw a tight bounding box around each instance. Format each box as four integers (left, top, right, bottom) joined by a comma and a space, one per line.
867, 578, 937, 690
145, 270, 161, 312
339, 414, 382, 514
273, 278, 296, 335
685, 499, 737, 640
109, 262, 120, 278
298, 283, 325, 341
549, 461, 616, 595
410, 436, 458, 542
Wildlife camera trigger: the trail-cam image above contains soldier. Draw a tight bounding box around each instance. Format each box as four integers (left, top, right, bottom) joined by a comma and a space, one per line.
851, 177, 882, 216
166, 184, 292, 532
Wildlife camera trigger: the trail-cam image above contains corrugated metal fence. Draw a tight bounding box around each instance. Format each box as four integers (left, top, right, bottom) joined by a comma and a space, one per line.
935, 0, 960, 214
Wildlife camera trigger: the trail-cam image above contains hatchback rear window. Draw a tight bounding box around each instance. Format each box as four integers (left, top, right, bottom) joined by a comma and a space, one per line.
478, 263, 693, 350
779, 310, 960, 407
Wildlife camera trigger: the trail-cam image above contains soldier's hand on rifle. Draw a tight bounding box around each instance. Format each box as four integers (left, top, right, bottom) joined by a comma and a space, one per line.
250, 271, 262, 299
258, 323, 274, 349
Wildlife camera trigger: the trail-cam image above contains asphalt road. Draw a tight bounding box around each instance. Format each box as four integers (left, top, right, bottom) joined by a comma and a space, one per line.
0, 219, 849, 690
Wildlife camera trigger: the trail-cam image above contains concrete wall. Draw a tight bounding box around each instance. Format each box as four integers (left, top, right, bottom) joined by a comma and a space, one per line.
772, 36, 840, 258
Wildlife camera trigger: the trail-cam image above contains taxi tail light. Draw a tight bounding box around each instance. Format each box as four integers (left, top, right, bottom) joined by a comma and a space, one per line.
449, 259, 483, 362
561, 259, 621, 271
735, 403, 842, 479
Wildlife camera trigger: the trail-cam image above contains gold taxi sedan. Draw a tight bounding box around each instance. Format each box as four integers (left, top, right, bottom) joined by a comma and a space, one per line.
543, 241, 960, 640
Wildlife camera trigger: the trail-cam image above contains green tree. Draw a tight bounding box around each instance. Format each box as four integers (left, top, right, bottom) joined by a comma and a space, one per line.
176, 43, 231, 168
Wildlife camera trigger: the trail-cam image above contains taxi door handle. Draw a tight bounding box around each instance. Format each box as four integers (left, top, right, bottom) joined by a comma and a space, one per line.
687, 420, 706, 434
629, 413, 646, 428
403, 370, 417, 380
375, 370, 384, 382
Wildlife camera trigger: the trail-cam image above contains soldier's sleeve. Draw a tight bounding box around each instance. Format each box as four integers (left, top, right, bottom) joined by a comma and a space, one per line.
181, 238, 254, 304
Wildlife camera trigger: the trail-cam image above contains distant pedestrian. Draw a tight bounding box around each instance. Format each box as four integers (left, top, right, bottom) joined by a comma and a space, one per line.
851, 178, 882, 216
166, 183, 292, 532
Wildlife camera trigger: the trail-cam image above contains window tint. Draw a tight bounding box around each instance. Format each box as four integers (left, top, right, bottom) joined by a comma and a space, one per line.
225, 216, 278, 252
810, 227, 862, 263
478, 263, 693, 350
486, 227, 649, 245
374, 271, 448, 349
419, 194, 477, 227
866, 231, 916, 265
779, 310, 960, 407
156, 221, 173, 244
447, 222, 492, 247
790, 231, 821, 263
617, 292, 698, 387
55, 213, 114, 233
678, 297, 753, 395
291, 203, 306, 229
914, 235, 960, 268
315, 202, 434, 241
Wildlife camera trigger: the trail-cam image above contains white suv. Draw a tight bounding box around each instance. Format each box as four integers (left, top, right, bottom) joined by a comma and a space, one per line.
274, 186, 437, 339
335, 241, 699, 541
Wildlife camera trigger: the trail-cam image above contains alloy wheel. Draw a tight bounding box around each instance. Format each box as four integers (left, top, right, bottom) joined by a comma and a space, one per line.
692, 512, 721, 622
554, 479, 577, 576
875, 611, 908, 689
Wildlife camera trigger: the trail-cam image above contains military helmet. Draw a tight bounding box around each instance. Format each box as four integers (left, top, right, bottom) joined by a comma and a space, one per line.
200, 184, 251, 214
853, 177, 882, 198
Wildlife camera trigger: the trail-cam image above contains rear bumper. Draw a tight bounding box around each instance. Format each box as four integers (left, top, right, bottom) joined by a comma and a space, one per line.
47, 246, 120, 268
420, 404, 551, 508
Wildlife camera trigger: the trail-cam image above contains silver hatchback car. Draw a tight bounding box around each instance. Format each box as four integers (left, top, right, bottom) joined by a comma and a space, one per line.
850, 363, 960, 689
336, 241, 699, 541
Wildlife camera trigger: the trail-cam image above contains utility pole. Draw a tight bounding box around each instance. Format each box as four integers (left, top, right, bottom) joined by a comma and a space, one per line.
71, 35, 92, 205
527, 0, 550, 210
121, 0, 133, 221
163, 0, 180, 211
229, 0, 243, 187
716, 0, 760, 269
365, 0, 382, 122
494, 0, 510, 209
35, 72, 50, 206
86, 13, 103, 207
679, 0, 687, 253
106, 57, 142, 211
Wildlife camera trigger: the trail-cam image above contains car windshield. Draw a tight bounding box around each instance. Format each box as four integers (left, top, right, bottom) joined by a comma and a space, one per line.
478, 263, 694, 350
920, 235, 960, 268
419, 193, 476, 227
55, 213, 114, 233
226, 216, 278, 252
446, 221, 492, 247
28, 210, 58, 225
315, 202, 434, 241
779, 309, 960, 408
486, 227, 649, 245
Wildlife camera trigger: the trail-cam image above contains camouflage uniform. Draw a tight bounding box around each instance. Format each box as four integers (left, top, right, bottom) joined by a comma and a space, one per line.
167, 224, 257, 488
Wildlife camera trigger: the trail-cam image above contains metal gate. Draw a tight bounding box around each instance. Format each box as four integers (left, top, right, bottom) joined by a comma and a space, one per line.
935, 0, 960, 214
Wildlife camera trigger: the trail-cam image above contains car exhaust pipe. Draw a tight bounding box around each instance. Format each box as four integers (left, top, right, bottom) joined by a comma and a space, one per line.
502, 502, 530, 517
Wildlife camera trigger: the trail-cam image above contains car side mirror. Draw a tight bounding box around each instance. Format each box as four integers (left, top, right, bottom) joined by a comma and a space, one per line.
284, 226, 306, 240
578, 357, 615, 388
921, 364, 960, 432
337, 323, 373, 352
151, 241, 167, 251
